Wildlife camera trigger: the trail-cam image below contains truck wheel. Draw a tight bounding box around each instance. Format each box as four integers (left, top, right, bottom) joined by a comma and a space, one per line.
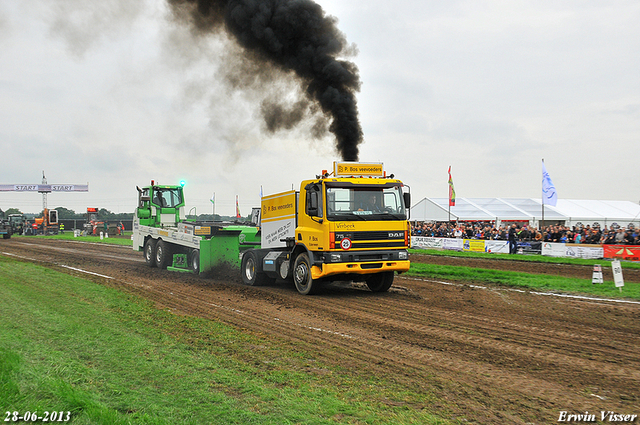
241, 251, 273, 286
293, 253, 318, 295
189, 249, 200, 274
144, 238, 157, 267
155, 240, 173, 269
366, 271, 394, 292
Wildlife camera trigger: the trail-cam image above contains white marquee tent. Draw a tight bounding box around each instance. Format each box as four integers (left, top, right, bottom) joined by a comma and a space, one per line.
410, 198, 640, 229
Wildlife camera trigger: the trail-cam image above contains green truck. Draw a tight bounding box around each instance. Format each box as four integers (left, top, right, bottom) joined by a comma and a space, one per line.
132, 181, 259, 273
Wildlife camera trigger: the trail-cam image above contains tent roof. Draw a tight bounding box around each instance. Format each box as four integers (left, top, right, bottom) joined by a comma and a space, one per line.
410, 198, 640, 225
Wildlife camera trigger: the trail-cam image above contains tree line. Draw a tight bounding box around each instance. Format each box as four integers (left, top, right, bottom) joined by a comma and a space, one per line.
1, 207, 250, 223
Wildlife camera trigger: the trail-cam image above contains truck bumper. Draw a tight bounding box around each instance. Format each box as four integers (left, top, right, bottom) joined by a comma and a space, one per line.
311, 259, 410, 280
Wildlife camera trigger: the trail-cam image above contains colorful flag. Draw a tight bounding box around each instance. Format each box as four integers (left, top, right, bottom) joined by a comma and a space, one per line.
236, 195, 241, 218
210, 193, 215, 205
448, 166, 456, 207
542, 160, 558, 206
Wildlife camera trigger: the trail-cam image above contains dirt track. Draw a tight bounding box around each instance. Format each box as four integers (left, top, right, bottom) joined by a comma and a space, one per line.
2, 238, 639, 424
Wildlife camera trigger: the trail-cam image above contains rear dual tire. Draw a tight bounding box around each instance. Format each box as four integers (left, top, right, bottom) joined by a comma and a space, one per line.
144, 238, 157, 267
155, 240, 173, 269
241, 251, 274, 286
189, 249, 200, 274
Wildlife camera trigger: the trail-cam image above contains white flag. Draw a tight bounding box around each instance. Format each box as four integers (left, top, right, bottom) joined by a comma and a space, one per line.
542, 161, 558, 206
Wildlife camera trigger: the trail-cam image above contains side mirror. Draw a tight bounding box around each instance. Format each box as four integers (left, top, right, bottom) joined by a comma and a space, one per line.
403, 192, 411, 209
308, 192, 319, 216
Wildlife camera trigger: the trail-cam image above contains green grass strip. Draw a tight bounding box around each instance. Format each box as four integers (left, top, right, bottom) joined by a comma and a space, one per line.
11, 233, 132, 246
407, 262, 640, 300
410, 248, 640, 270
0, 257, 451, 425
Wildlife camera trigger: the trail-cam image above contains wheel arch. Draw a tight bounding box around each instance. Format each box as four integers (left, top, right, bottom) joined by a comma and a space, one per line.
291, 243, 318, 267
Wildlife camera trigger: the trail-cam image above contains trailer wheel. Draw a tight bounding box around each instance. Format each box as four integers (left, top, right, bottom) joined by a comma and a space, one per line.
366, 271, 394, 292
189, 249, 200, 274
155, 239, 173, 269
241, 251, 273, 286
293, 253, 318, 295
144, 238, 157, 267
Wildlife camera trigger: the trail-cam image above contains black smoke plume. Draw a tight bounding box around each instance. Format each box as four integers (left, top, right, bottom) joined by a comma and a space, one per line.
168, 0, 363, 161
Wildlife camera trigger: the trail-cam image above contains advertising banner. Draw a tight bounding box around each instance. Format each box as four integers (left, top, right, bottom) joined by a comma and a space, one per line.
542, 242, 566, 257
463, 239, 486, 253
443, 238, 464, 251
603, 245, 640, 261
410, 236, 443, 249
518, 241, 542, 255
260, 190, 296, 248
565, 245, 603, 260
485, 240, 509, 254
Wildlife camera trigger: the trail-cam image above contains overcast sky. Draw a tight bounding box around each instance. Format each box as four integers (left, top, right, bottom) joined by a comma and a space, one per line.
1, 0, 639, 215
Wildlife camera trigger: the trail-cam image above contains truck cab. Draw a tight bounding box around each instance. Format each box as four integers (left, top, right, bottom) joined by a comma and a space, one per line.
243, 162, 411, 294
136, 183, 187, 228
8, 214, 27, 236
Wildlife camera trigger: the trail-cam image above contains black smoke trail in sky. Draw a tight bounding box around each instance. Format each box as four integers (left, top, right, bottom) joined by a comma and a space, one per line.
168, 0, 363, 161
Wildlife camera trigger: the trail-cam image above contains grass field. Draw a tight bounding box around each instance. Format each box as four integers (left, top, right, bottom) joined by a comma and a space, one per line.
0, 257, 449, 425
407, 248, 640, 300
11, 233, 133, 246
406, 263, 640, 300
3, 239, 638, 422
409, 248, 640, 269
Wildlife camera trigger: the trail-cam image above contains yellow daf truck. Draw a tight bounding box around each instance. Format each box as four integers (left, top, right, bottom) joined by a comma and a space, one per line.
241, 162, 411, 295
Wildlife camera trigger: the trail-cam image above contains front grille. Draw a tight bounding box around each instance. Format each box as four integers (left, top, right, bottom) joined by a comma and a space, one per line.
352, 231, 390, 240
335, 230, 404, 241
352, 241, 407, 249
357, 254, 385, 261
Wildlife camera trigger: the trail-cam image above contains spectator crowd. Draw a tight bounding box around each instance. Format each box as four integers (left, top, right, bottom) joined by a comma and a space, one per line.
411, 221, 640, 245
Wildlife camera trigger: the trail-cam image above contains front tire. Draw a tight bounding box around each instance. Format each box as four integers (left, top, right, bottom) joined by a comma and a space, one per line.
144, 238, 157, 267
366, 271, 394, 292
155, 239, 173, 269
293, 253, 318, 295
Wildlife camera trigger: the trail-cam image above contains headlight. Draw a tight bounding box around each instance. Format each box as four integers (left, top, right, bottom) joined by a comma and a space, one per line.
398, 251, 408, 260
330, 253, 342, 262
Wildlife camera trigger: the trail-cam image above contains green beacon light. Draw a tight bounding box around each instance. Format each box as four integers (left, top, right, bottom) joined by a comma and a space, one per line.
180, 180, 186, 187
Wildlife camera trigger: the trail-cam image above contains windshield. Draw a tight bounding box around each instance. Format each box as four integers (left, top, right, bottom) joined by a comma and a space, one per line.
326, 185, 406, 221
151, 188, 183, 208
9, 216, 24, 224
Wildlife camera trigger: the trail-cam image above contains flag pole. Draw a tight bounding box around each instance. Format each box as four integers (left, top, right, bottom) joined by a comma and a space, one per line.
541, 159, 545, 229
448, 166, 451, 222
447, 166, 453, 223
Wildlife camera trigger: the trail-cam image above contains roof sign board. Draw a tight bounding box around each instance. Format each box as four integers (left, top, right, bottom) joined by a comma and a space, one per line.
333, 162, 384, 177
